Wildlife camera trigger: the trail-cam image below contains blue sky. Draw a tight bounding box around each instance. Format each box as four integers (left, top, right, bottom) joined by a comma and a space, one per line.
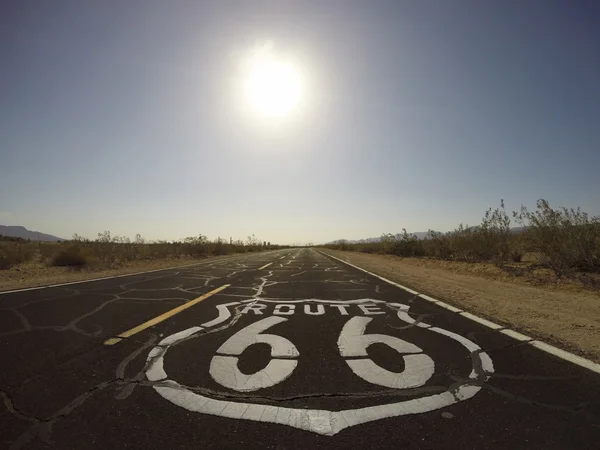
1, 0, 599, 244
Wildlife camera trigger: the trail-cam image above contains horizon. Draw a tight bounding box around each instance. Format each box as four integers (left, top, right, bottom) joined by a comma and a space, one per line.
2, 1, 599, 245
0, 215, 569, 246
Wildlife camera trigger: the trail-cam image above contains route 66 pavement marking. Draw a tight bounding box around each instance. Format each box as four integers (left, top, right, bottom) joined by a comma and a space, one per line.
320, 250, 600, 375
145, 298, 494, 435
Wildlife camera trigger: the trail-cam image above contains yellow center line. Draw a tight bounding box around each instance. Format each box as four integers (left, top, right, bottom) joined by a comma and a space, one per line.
103, 284, 230, 346
258, 262, 273, 270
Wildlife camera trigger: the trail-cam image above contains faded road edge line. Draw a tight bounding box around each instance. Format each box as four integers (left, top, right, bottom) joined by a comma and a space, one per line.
318, 250, 600, 374
258, 262, 273, 270
0, 262, 205, 296
0, 251, 284, 296
104, 284, 230, 346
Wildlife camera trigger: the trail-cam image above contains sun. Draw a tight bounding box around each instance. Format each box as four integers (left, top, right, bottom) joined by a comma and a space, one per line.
240, 42, 305, 118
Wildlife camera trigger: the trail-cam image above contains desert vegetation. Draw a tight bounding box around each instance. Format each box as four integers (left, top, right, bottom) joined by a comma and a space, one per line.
0, 231, 285, 270
322, 199, 600, 286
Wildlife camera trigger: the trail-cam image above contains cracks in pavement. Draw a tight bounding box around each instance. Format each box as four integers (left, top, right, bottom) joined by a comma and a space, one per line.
133, 380, 449, 403
114, 335, 158, 400
0, 257, 284, 448
445, 362, 600, 422
5, 336, 160, 449
1, 391, 37, 424
0, 258, 264, 343
483, 381, 600, 422
4, 249, 600, 446
489, 373, 580, 381
7, 309, 31, 331
384, 311, 436, 330
2, 380, 117, 449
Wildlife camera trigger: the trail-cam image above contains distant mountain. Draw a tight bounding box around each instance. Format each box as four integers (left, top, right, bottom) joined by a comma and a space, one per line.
327, 227, 525, 245
326, 232, 432, 245
0, 225, 64, 242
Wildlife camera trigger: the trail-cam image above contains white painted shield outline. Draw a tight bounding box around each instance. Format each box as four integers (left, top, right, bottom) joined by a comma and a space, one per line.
145, 299, 494, 436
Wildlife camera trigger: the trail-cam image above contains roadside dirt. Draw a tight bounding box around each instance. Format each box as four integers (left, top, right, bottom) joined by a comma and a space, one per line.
0, 254, 241, 292
322, 250, 600, 362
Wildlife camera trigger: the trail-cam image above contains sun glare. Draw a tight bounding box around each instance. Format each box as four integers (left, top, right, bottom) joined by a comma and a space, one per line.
240, 42, 305, 118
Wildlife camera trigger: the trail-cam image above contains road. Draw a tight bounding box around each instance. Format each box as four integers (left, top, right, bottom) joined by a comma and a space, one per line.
1, 248, 599, 449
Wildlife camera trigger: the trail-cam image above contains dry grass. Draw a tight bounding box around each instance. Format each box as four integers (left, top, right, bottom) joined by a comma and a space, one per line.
326, 199, 600, 276
0, 232, 286, 290
322, 249, 600, 362
0, 254, 240, 292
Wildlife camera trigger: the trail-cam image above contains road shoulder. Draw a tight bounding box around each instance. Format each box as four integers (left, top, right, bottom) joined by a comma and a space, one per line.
0, 254, 250, 293
320, 249, 600, 362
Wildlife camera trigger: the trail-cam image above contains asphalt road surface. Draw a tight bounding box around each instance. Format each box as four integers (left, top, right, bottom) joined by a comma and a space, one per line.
1, 248, 599, 449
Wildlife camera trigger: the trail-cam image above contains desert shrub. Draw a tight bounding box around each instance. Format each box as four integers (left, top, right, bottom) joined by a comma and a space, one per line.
93, 230, 117, 263
480, 200, 512, 266
0, 244, 35, 269
444, 224, 491, 262
390, 229, 425, 257
0, 256, 11, 270
51, 245, 88, 267
148, 241, 173, 259
213, 239, 231, 255
422, 230, 453, 259
338, 239, 349, 251
514, 199, 600, 275
182, 235, 209, 257
38, 230, 281, 264
38, 243, 61, 261
0, 235, 28, 243
510, 249, 524, 262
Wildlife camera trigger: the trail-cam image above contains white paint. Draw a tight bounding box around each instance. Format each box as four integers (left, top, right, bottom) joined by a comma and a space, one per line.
304, 304, 325, 315
358, 304, 385, 315
338, 316, 434, 388
240, 303, 267, 315
318, 252, 419, 295
0, 262, 212, 295
210, 356, 298, 392
210, 317, 299, 391
339, 317, 423, 357
345, 355, 434, 389
148, 370, 485, 437
499, 329, 532, 342
396, 310, 432, 328
215, 316, 299, 358
146, 298, 495, 435
318, 250, 600, 375
273, 304, 295, 315
528, 341, 600, 373
429, 326, 495, 375
330, 304, 350, 315
417, 294, 439, 303
159, 326, 202, 346
459, 312, 503, 330
201, 303, 238, 327
0, 251, 285, 295
434, 301, 463, 313
256, 298, 385, 305
291, 270, 308, 277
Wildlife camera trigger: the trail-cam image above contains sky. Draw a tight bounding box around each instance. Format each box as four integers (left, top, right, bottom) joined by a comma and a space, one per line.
1, 0, 599, 245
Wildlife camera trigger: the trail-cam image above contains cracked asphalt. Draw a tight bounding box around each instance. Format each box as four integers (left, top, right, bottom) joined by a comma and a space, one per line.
1, 248, 599, 449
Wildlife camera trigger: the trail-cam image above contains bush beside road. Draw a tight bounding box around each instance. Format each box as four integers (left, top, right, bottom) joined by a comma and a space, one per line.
323, 199, 600, 287
321, 249, 600, 363
0, 232, 287, 291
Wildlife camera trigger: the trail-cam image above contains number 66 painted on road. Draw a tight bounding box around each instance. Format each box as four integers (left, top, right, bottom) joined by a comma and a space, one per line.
210, 316, 434, 392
